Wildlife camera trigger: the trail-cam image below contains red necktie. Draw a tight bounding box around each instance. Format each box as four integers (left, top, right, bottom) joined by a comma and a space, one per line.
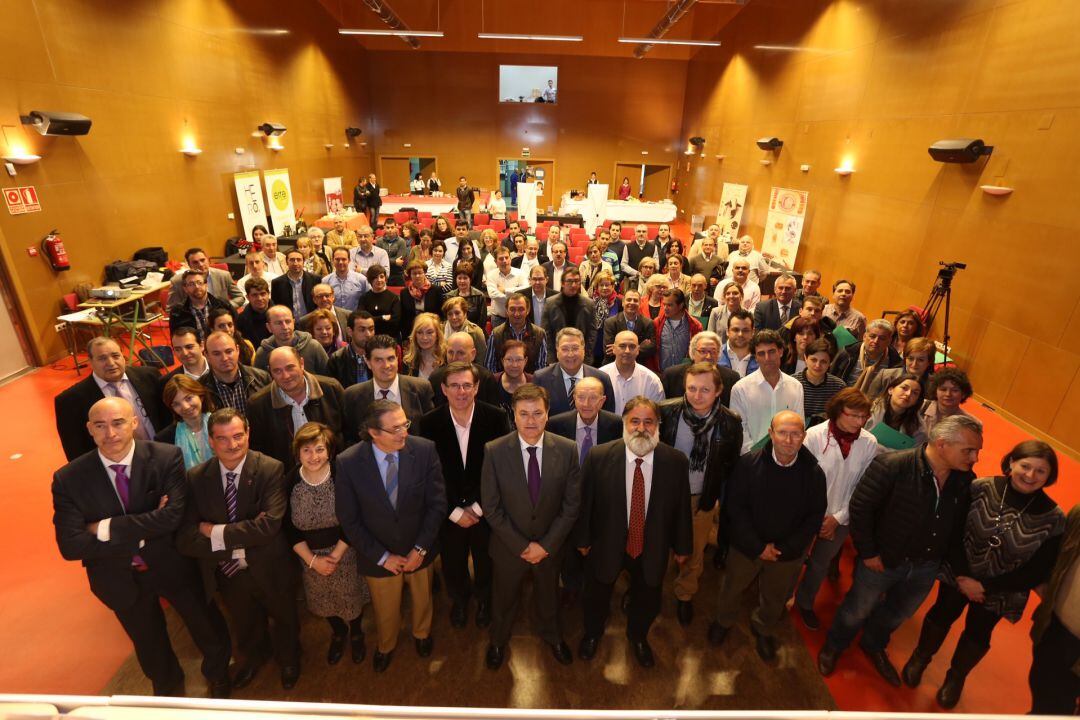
626, 458, 645, 559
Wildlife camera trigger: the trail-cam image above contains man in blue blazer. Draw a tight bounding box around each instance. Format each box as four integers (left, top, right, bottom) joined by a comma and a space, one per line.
335, 400, 447, 673
532, 327, 615, 416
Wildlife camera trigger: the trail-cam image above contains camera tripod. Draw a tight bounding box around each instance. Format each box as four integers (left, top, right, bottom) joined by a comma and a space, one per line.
922, 262, 965, 364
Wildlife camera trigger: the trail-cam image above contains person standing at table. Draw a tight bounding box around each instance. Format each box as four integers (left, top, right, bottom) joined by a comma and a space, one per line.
618, 177, 632, 201
409, 173, 425, 196
52, 397, 232, 698
427, 171, 442, 196
362, 174, 381, 228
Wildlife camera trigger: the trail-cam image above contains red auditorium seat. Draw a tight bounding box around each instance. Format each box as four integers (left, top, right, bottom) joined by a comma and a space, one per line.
393, 211, 411, 225
492, 219, 506, 232
474, 213, 490, 225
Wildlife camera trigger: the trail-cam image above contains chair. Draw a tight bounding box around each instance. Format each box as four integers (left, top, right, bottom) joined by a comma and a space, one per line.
474, 224, 492, 234
492, 219, 506, 232
419, 211, 433, 220
474, 212, 490, 225
569, 248, 586, 264
393, 211, 411, 225
210, 262, 228, 271
518, 220, 529, 232
620, 227, 635, 240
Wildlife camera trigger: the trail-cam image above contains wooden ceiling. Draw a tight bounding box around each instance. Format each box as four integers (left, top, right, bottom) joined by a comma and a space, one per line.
315, 0, 746, 60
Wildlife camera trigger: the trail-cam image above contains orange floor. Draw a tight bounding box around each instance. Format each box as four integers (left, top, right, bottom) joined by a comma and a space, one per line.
1, 359, 1076, 711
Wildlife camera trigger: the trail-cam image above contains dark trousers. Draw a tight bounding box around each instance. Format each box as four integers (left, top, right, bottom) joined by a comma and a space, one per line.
1030, 613, 1080, 715
490, 549, 562, 647
217, 567, 299, 668
827, 558, 938, 652
714, 548, 804, 638
583, 553, 661, 642
924, 581, 1002, 648
561, 544, 584, 594
441, 518, 493, 605
114, 568, 231, 694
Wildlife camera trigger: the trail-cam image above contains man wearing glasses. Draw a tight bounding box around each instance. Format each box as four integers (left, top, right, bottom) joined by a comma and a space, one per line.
336, 400, 447, 673
418, 362, 511, 630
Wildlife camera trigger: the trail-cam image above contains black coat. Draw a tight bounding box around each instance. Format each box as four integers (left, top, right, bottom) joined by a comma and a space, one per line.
532, 364, 616, 416
245, 373, 346, 470
603, 313, 657, 364
661, 361, 741, 408
335, 436, 447, 577
54, 366, 169, 461
542, 293, 598, 363
169, 293, 236, 340
270, 272, 321, 317
753, 298, 798, 332
428, 363, 501, 407
52, 441, 197, 610
398, 285, 445, 338
574, 440, 693, 587
658, 398, 743, 512
546, 409, 623, 447
417, 401, 511, 511
235, 305, 271, 347
341, 375, 435, 445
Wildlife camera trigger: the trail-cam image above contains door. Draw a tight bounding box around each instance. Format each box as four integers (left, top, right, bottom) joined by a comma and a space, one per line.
642, 164, 672, 201
613, 163, 642, 199
497, 159, 529, 207
378, 156, 412, 196
0, 262, 31, 383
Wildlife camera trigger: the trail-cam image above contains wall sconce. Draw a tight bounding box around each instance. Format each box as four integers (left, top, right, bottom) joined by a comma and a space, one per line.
980, 185, 1013, 196
180, 137, 202, 156
759, 159, 772, 166
800, 164, 811, 172
715, 154, 725, 160
2, 151, 41, 164
641, 150, 649, 156
834, 157, 855, 176
2, 126, 41, 164
324, 143, 334, 149
268, 142, 284, 152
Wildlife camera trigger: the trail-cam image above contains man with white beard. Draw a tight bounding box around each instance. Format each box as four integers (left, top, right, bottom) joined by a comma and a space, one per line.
573, 396, 693, 668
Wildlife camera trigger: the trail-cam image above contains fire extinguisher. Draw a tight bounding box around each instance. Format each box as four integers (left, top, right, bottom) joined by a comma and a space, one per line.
42, 229, 71, 272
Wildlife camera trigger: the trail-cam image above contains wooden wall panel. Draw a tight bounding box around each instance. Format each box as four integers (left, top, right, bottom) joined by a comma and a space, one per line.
676, 0, 1080, 454
0, 0, 374, 364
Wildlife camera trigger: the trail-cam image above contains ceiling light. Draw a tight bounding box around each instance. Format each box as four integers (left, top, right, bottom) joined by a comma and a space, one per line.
478, 33, 583, 42
339, 28, 444, 38
618, 37, 721, 47
240, 28, 290, 36
754, 45, 832, 54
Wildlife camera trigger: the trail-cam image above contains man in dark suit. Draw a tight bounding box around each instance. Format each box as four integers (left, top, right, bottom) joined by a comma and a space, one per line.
159, 327, 210, 390
687, 274, 719, 328
200, 331, 271, 414
298, 283, 351, 338
532, 328, 616, 416
661, 331, 741, 408
602, 288, 656, 365
341, 335, 434, 445
542, 267, 598, 362
336, 400, 447, 672
481, 384, 582, 670
245, 347, 345, 471
170, 270, 237, 342
362, 173, 382, 228
418, 362, 511, 629
55, 337, 169, 461
52, 397, 231, 697
484, 293, 547, 374
546, 376, 622, 603
176, 408, 300, 690
428, 332, 500, 407
270, 250, 320, 320
541, 242, 577, 293
753, 272, 798, 331
575, 397, 692, 667
526, 265, 558, 328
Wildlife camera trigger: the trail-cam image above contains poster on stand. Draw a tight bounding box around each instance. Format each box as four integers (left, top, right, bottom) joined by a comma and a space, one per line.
517, 182, 538, 230
323, 177, 344, 215
586, 183, 608, 235
263, 168, 295, 234
761, 186, 809, 269
233, 171, 267, 242
716, 183, 747, 242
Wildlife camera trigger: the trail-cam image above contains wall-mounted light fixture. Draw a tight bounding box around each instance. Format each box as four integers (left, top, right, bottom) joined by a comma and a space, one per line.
180, 136, 202, 156
618, 37, 721, 47
834, 157, 855, 176
980, 185, 1013, 196
257, 122, 287, 137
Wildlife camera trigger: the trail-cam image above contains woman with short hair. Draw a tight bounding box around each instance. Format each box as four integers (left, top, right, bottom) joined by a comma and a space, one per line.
893, 310, 925, 356
442, 295, 486, 359
920, 367, 976, 436
310, 308, 344, 355
425, 241, 454, 291
795, 337, 847, 424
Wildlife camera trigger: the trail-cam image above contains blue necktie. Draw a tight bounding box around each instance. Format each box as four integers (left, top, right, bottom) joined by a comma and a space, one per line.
579, 426, 593, 465
218, 471, 242, 577
385, 454, 399, 509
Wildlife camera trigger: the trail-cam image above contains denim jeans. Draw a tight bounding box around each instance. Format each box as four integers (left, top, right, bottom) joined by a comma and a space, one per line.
826, 558, 939, 653
794, 524, 850, 612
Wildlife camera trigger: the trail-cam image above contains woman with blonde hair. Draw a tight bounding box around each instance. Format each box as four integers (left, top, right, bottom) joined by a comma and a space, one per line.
403, 312, 446, 379
641, 273, 670, 320
589, 270, 621, 365
478, 228, 501, 273
295, 235, 329, 277
309, 308, 345, 356
621, 256, 658, 295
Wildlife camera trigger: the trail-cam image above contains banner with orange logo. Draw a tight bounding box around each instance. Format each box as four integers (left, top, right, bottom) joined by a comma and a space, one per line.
263, 168, 295, 235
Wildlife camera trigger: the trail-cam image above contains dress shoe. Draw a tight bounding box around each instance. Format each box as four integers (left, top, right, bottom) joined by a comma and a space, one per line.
936, 669, 967, 709
475, 600, 491, 628
280, 665, 300, 690
578, 635, 600, 660
485, 644, 506, 670
751, 627, 778, 662
207, 678, 231, 699
415, 636, 433, 657
549, 640, 573, 665
860, 644, 902, 687
677, 599, 694, 626
630, 639, 655, 668
373, 650, 393, 673
797, 605, 820, 631
351, 631, 366, 664
231, 659, 264, 690
818, 644, 840, 676
707, 621, 730, 647
327, 633, 347, 665
902, 652, 930, 688
450, 602, 467, 628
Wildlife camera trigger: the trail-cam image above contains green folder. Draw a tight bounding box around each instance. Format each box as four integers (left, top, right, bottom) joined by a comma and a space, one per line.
833, 325, 859, 350
750, 434, 769, 452
870, 422, 916, 450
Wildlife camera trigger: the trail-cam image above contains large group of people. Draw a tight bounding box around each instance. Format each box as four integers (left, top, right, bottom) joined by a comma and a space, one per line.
50, 216, 1077, 715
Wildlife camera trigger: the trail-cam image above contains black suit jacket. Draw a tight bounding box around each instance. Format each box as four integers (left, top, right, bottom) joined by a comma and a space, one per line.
661, 361, 741, 408
546, 409, 623, 448
428, 363, 501, 407
541, 261, 577, 292
417, 401, 511, 511
532, 364, 616, 416
542, 293, 598, 363
602, 313, 657, 364
52, 441, 195, 610
753, 298, 797, 332
169, 294, 236, 339
341, 375, 434, 445
245, 373, 345, 470
335, 436, 447, 577
270, 272, 321, 316
574, 440, 692, 586
54, 367, 169, 461
176, 450, 292, 599
363, 182, 382, 210
398, 285, 445, 338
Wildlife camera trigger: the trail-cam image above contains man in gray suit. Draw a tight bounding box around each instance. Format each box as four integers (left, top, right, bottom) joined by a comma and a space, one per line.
481, 384, 581, 670
341, 335, 434, 445
168, 247, 244, 310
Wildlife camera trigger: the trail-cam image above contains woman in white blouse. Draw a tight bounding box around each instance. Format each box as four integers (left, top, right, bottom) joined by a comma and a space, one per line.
487, 190, 507, 220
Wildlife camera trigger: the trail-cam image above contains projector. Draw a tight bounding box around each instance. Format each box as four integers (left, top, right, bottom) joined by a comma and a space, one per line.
928, 138, 993, 163
21, 110, 93, 136
90, 286, 132, 300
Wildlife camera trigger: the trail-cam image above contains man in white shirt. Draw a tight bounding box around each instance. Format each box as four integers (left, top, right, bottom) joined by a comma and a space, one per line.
485, 247, 528, 325
513, 238, 543, 275
723, 235, 772, 283
350, 226, 390, 275
718, 310, 758, 378
542, 241, 573, 292
599, 331, 664, 414
729, 329, 805, 453
715, 258, 761, 311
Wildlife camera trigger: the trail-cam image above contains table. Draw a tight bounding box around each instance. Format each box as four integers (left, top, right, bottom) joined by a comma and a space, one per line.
378, 193, 494, 218
537, 214, 584, 227
314, 213, 367, 231
75, 282, 171, 367
603, 200, 678, 223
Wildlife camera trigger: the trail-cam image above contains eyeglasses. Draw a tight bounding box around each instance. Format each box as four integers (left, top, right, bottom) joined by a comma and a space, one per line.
841, 409, 871, 422
377, 420, 411, 435
446, 382, 475, 392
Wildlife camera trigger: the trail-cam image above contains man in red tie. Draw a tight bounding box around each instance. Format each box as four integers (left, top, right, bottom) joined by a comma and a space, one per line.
574, 396, 692, 668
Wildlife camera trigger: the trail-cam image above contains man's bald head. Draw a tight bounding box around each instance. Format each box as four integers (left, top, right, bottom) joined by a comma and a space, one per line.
770, 410, 805, 431
86, 396, 138, 459
573, 376, 607, 425
446, 331, 477, 363
768, 410, 806, 464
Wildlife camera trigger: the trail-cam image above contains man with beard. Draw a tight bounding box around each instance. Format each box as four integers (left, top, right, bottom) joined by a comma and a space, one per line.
575, 396, 692, 668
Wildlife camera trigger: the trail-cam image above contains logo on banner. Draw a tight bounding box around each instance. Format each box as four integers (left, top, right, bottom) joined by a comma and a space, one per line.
271, 179, 289, 211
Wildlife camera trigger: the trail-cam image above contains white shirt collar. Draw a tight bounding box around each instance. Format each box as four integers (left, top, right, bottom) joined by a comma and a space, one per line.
374, 374, 401, 399
219, 454, 248, 481
519, 433, 544, 451
451, 403, 475, 430
561, 366, 584, 382
771, 448, 798, 468
626, 446, 654, 467
576, 414, 598, 432
98, 442, 136, 472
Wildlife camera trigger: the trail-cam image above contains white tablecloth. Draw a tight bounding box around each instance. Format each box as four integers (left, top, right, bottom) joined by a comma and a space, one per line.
604, 200, 677, 223
379, 197, 459, 215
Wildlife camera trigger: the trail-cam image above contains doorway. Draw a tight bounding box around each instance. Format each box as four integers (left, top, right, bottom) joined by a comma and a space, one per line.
498, 159, 528, 208
0, 256, 32, 383
379, 156, 437, 195
612, 163, 673, 201
498, 158, 556, 212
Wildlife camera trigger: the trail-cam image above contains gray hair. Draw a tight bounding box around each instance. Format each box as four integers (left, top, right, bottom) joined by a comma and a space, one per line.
929, 414, 983, 444
691, 331, 722, 351
867, 318, 895, 336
